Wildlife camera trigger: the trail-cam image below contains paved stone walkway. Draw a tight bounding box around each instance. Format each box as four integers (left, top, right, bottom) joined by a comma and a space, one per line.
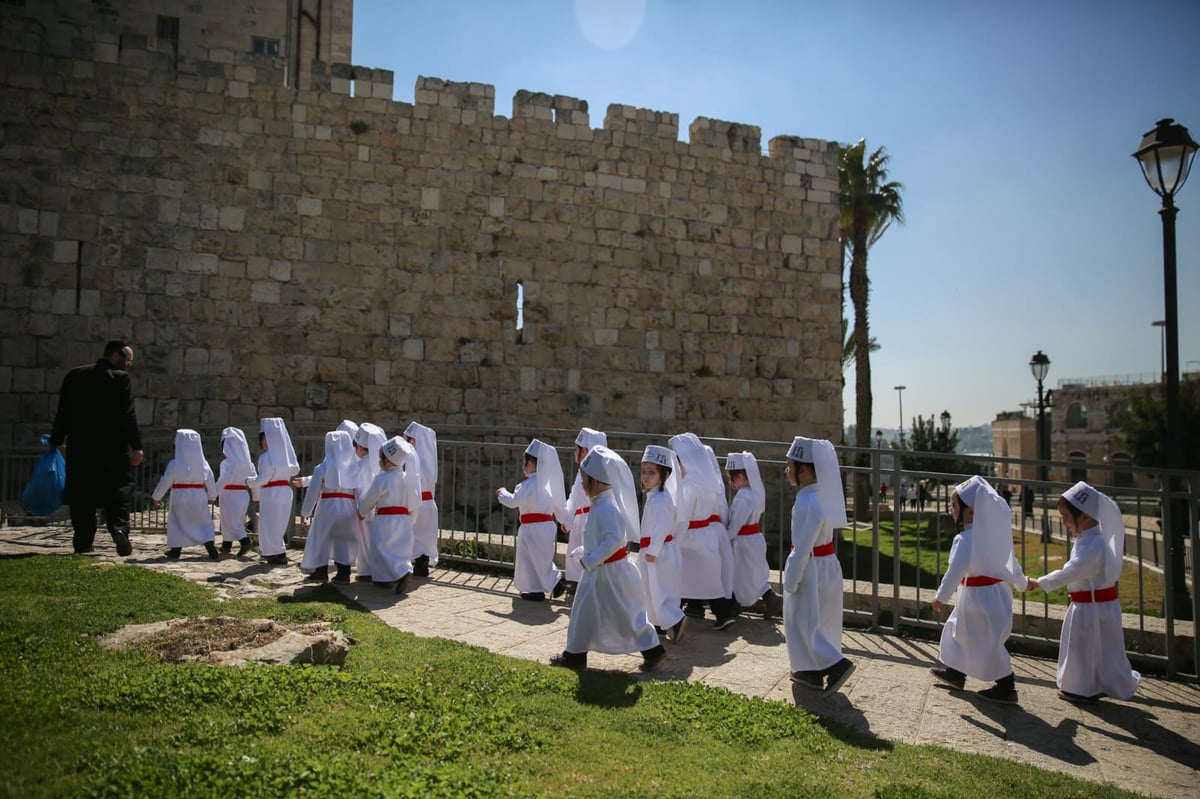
3, 526, 1197, 799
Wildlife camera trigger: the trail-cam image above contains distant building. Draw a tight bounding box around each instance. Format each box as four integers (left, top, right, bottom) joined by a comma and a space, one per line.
992, 410, 1037, 484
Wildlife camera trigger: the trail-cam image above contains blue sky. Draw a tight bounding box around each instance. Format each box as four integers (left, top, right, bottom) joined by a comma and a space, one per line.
352, 0, 1200, 429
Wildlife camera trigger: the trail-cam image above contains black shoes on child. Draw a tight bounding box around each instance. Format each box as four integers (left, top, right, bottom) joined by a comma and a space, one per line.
791, 658, 856, 695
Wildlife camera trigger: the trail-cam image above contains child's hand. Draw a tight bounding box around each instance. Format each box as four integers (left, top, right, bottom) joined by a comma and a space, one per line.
932, 599, 945, 614
1026, 577, 1040, 592
643, 553, 657, 563
151, 499, 161, 509
292, 478, 303, 487
300, 516, 309, 525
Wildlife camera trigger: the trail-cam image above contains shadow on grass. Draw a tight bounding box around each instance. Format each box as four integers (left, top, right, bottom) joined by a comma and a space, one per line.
573, 668, 644, 708
790, 684, 891, 751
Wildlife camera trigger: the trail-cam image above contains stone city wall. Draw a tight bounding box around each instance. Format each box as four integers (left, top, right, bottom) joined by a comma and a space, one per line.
0, 13, 844, 449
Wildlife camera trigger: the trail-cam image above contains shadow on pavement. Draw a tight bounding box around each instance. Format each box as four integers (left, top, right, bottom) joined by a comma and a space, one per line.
960, 694, 1096, 766
1077, 701, 1200, 771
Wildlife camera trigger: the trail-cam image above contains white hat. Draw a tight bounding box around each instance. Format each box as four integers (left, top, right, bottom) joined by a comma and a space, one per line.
726, 450, 765, 518
642, 444, 674, 468
260, 417, 299, 473
575, 427, 607, 450
787, 436, 847, 528
668, 432, 723, 497
955, 475, 1025, 587
404, 421, 438, 483
321, 430, 357, 488
582, 445, 640, 541
174, 428, 210, 481
336, 419, 360, 439
1062, 481, 1125, 584
220, 427, 255, 472
381, 435, 415, 468
526, 439, 566, 515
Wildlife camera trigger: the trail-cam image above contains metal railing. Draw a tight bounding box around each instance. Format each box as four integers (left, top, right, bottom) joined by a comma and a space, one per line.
3, 425, 1197, 678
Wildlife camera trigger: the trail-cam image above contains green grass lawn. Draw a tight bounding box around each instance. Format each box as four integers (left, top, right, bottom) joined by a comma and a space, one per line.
844, 522, 1164, 616
0, 555, 1149, 799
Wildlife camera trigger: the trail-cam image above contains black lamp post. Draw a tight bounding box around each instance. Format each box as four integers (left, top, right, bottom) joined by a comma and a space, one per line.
1030, 350, 1051, 543
875, 430, 883, 449
894, 385, 906, 447
1133, 117, 1198, 621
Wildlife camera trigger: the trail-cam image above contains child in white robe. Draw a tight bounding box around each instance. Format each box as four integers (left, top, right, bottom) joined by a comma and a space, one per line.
215, 426, 256, 557
351, 422, 387, 581
293, 419, 358, 489
1028, 481, 1141, 703
638, 445, 687, 642
404, 421, 439, 577
497, 439, 566, 601
558, 428, 608, 599
669, 433, 737, 629
550, 445, 666, 671
249, 417, 299, 565
783, 436, 855, 695
930, 475, 1028, 704
150, 428, 219, 561
359, 436, 421, 592
299, 430, 361, 583
725, 451, 782, 617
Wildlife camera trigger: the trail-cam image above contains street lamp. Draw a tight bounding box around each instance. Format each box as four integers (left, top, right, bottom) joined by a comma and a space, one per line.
1133, 117, 1198, 620
1029, 351, 1050, 482
1152, 320, 1166, 378
894, 385, 906, 447
875, 430, 883, 449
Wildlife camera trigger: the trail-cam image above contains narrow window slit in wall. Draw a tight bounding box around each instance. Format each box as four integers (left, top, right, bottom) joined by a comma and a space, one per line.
516, 280, 525, 344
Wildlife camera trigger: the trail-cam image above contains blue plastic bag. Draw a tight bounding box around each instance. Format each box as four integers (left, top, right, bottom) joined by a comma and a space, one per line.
22, 434, 66, 517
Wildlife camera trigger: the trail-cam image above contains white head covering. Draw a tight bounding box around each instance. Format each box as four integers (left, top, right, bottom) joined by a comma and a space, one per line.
355, 422, 387, 474
582, 444, 640, 542
668, 432, 724, 497
220, 427, 257, 481
381, 435, 416, 468
525, 439, 567, 514
173, 428, 211, 481
725, 451, 766, 518
260, 417, 299, 473
337, 419, 360, 440
575, 427, 607, 450
320, 430, 357, 489
404, 421, 438, 483
1062, 481, 1125, 585
955, 475, 1023, 585
786, 436, 848, 528
643, 444, 685, 535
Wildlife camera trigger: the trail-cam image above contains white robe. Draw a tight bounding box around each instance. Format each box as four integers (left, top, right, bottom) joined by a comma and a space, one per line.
638, 489, 684, 630
675, 483, 726, 600
1036, 530, 1140, 699
251, 454, 297, 558
353, 454, 376, 576
298, 463, 361, 571
783, 484, 844, 673
215, 459, 254, 542
411, 471, 439, 565
566, 490, 660, 654
728, 485, 770, 606
498, 474, 561, 594
934, 525, 1024, 682
152, 460, 217, 548
561, 473, 589, 583
359, 467, 418, 583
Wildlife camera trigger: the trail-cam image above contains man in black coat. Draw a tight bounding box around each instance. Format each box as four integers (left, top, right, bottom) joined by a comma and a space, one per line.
49, 340, 145, 555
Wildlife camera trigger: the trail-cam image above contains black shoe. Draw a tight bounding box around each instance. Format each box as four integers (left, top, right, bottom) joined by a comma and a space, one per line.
304, 566, 329, 583
237, 539, 253, 557
823, 658, 856, 695
355, 574, 374, 583
395, 574, 409, 594
205, 542, 220, 560
550, 651, 587, 670
930, 667, 966, 690
221, 540, 233, 554
412, 554, 430, 577
165, 547, 182, 560
552, 577, 566, 599
763, 591, 784, 618
640, 644, 667, 672
332, 563, 352, 583
112, 531, 133, 557
1058, 690, 1103, 704
791, 671, 824, 690
682, 600, 705, 619
668, 616, 688, 643
265, 553, 289, 566
977, 685, 1019, 705
519, 592, 545, 602
73, 547, 94, 555
712, 614, 737, 631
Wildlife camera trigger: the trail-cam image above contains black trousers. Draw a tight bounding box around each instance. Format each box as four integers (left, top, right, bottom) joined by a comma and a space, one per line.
69, 485, 131, 553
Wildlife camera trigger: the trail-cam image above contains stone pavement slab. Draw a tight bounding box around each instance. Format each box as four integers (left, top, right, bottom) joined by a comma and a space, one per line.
3, 525, 1197, 799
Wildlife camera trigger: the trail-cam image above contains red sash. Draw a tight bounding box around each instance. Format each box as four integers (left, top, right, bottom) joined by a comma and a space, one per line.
575, 506, 590, 516
520, 513, 554, 524
737, 524, 761, 536
603, 547, 628, 564
421, 491, 433, 501
638, 534, 674, 549
263, 480, 290, 489
960, 576, 1003, 587
811, 541, 836, 557
1069, 585, 1119, 603
687, 514, 720, 529
224, 484, 249, 491
321, 492, 355, 500
377, 506, 410, 516
171, 483, 205, 490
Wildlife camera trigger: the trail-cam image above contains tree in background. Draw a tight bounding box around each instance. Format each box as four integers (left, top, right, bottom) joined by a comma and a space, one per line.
1111, 380, 1200, 469
840, 139, 903, 514
899, 412, 972, 481
841, 317, 880, 373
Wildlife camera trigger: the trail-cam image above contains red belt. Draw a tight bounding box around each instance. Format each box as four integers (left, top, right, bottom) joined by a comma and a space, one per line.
520, 513, 554, 524
264, 480, 290, 488
687, 514, 720, 529
737, 524, 760, 536
1070, 586, 1119, 603
422, 491, 433, 501
961, 576, 1002, 587
812, 541, 836, 557
604, 547, 628, 564
322, 492, 355, 500
377, 506, 410, 516
224, 484, 249, 491
575, 506, 590, 516
638, 534, 675, 549
172, 483, 205, 489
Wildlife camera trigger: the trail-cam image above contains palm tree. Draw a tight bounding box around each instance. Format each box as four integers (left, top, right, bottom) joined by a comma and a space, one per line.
841, 317, 880, 373
840, 139, 903, 511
